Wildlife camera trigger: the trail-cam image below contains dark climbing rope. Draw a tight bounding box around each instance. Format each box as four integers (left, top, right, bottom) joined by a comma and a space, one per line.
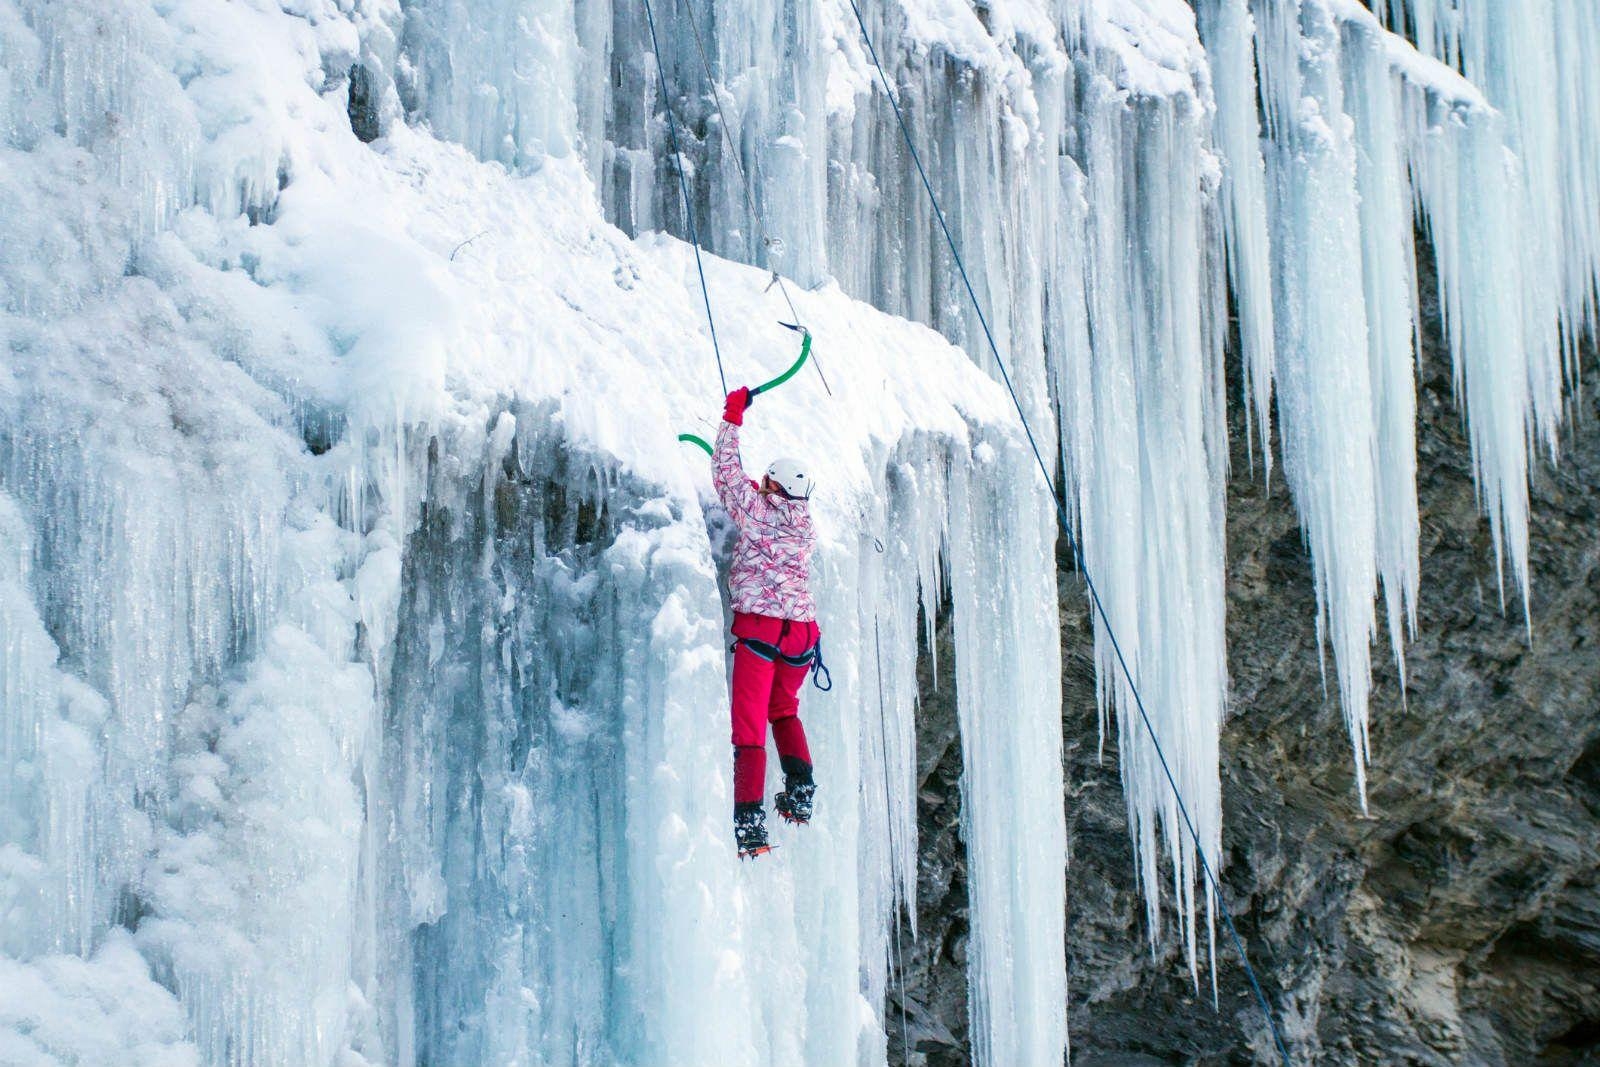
675, 0, 833, 396
843, 2, 1294, 1063
641, 0, 727, 394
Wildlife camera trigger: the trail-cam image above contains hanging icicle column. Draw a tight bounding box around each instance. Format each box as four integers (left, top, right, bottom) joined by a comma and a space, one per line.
1375, 0, 1600, 367
1196, 0, 1277, 474
1054, 1, 1231, 982
1376, 0, 1600, 604
1230, 0, 1571, 808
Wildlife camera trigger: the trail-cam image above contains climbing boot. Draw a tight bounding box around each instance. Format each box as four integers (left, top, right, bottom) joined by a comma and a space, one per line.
774, 759, 816, 825
734, 802, 772, 859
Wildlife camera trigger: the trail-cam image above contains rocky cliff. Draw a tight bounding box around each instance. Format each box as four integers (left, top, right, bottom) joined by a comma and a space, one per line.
894, 255, 1600, 1066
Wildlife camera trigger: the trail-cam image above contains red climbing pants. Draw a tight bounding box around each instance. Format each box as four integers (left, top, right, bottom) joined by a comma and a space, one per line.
730, 611, 817, 805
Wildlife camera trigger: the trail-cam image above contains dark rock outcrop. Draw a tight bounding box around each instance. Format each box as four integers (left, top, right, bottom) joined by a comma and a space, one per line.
888, 601, 970, 1067
348, 63, 382, 144
894, 265, 1600, 1065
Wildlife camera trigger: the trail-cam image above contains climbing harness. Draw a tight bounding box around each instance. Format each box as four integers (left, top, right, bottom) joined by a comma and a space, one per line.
843, 2, 1294, 1063
677, 324, 814, 455
810, 640, 832, 691
732, 627, 832, 692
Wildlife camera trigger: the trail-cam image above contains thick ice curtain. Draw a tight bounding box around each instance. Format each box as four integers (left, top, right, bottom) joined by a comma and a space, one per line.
1059, 16, 1230, 975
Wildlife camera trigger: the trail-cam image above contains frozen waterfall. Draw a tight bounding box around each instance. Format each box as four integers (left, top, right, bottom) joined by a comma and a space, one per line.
3, 0, 1595, 1064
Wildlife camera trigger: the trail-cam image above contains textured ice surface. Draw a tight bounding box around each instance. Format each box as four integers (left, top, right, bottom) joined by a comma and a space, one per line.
1, 0, 1591, 1063
1055, 2, 1230, 979
1241, 0, 1578, 803
1, 2, 1063, 1064
0, 931, 199, 1067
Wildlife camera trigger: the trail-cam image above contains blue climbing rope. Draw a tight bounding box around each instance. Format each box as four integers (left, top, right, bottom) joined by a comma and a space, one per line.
843, 2, 1294, 1063
641, 0, 727, 395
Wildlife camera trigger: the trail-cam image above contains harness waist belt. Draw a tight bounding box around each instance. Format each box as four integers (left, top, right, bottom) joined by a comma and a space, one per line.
734, 637, 816, 668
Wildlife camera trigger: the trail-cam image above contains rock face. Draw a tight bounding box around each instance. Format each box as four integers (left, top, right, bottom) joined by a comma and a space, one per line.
893, 267, 1600, 1065
888, 603, 969, 1067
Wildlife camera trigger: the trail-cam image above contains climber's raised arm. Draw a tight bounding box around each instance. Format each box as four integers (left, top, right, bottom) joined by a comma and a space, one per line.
713, 387, 760, 530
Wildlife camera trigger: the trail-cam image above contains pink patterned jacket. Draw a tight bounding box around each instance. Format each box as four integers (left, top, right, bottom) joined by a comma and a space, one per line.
713, 419, 818, 622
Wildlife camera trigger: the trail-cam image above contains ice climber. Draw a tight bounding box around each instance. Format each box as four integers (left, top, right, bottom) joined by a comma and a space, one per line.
714, 385, 821, 859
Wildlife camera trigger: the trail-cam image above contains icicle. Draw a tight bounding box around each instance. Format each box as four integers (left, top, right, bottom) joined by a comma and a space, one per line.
1061, 3, 1229, 979
944, 425, 1069, 1066
1196, 0, 1277, 476
399, 0, 581, 169
0, 492, 116, 960
1381, 0, 1596, 611
1403, 95, 1535, 615
1339, 9, 1422, 680
1256, 0, 1383, 803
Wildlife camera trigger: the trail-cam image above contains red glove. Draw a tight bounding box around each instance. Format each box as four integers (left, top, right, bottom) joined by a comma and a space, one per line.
723, 387, 753, 425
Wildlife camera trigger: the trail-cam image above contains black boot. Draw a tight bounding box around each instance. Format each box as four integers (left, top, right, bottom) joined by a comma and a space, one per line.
734, 802, 771, 858
774, 756, 816, 825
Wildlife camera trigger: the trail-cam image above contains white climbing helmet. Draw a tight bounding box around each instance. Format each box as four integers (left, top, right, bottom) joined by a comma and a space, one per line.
764, 457, 814, 500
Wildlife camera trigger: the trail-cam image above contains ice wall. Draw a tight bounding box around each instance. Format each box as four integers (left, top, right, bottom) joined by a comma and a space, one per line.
3, 0, 1594, 1064
558, 0, 1232, 978
2, 3, 1064, 1066
565, 0, 1588, 997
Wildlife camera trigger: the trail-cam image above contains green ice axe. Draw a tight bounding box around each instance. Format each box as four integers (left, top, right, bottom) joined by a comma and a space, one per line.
677, 433, 715, 456
678, 324, 813, 456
